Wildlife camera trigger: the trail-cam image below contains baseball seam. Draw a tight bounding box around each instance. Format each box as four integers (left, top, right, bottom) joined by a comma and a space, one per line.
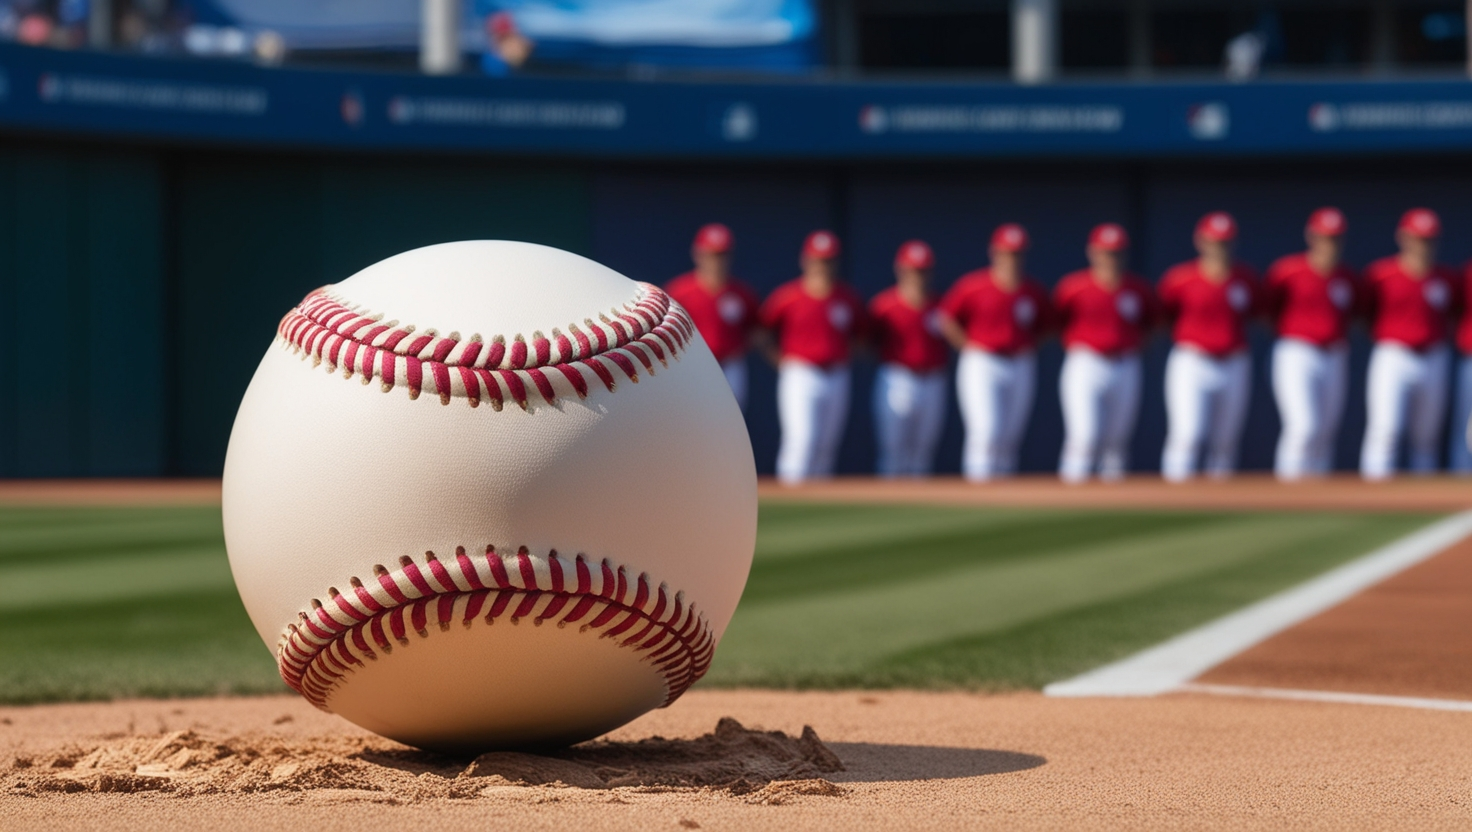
277, 282, 696, 410
277, 546, 715, 711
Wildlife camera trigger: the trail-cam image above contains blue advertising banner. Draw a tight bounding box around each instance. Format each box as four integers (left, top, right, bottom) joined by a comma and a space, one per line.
3, 43, 1472, 159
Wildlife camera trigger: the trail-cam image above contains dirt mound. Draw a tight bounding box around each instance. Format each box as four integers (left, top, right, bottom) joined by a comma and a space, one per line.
6, 718, 845, 803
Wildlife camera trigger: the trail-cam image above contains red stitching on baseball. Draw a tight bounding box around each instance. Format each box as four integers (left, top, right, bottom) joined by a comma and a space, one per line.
277, 546, 715, 712
279, 284, 693, 410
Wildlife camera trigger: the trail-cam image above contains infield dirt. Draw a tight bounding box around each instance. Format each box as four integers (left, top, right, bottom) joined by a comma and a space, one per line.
4, 689, 1471, 831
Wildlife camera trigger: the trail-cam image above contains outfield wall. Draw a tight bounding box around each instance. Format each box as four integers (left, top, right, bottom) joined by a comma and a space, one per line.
3, 140, 1470, 479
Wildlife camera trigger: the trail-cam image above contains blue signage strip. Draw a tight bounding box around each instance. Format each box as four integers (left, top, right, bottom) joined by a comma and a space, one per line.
3, 43, 1472, 159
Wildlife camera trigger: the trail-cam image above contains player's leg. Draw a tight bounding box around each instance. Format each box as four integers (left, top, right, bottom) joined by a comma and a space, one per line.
1360, 343, 1414, 480
872, 363, 906, 478
1205, 352, 1251, 478
721, 358, 749, 412
1058, 348, 1105, 483
892, 367, 928, 476
775, 361, 823, 483
811, 366, 851, 479
1162, 347, 1211, 481
997, 352, 1036, 476
911, 370, 948, 476
1447, 354, 1472, 474
1272, 339, 1321, 480
1098, 354, 1142, 481
1314, 343, 1350, 475
957, 349, 1004, 481
1406, 346, 1449, 475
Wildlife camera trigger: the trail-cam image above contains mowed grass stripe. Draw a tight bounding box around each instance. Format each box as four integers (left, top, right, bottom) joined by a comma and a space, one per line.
745, 507, 1233, 602
0, 506, 225, 564
0, 546, 235, 611
0, 589, 283, 703
705, 508, 1432, 686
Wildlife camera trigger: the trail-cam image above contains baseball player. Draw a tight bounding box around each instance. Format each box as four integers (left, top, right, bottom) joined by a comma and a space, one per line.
869, 240, 949, 477
760, 230, 867, 484
1449, 259, 1472, 473
1158, 211, 1260, 482
938, 223, 1052, 482
1053, 223, 1155, 483
665, 223, 760, 410
1263, 207, 1359, 481
1360, 208, 1460, 480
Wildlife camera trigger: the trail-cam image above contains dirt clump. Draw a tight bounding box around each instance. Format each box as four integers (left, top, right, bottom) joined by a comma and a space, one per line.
5, 718, 846, 804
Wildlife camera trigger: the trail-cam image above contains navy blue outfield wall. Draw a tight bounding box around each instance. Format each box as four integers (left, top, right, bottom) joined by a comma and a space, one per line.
2, 140, 1471, 478
3, 143, 1472, 478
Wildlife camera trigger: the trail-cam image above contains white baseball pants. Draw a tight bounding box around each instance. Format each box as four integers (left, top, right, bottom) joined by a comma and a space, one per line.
873, 363, 947, 478
1360, 342, 1449, 480
1271, 338, 1348, 480
1448, 354, 1472, 474
1058, 348, 1141, 483
1161, 346, 1251, 482
957, 348, 1035, 482
721, 358, 749, 412
776, 360, 851, 484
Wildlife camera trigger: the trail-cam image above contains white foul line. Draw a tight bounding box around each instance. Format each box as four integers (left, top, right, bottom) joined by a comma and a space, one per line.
1178, 683, 1472, 713
1044, 510, 1472, 698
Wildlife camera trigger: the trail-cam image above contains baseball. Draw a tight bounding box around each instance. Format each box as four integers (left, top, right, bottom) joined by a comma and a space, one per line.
222, 241, 757, 752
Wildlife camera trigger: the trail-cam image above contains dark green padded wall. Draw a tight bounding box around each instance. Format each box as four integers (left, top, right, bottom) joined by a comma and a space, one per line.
172, 156, 590, 475
0, 147, 164, 477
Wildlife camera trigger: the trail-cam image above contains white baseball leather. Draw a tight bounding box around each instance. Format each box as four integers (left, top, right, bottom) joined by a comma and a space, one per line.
222, 241, 757, 751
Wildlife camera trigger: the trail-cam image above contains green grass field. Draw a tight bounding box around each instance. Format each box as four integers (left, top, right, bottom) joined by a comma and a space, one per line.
0, 501, 1437, 704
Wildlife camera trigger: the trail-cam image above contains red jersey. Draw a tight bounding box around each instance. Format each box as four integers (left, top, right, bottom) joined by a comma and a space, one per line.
665, 272, 759, 363
1362, 256, 1459, 351
868, 288, 948, 373
1460, 262, 1472, 353
1263, 254, 1359, 347
937, 268, 1051, 354
1052, 270, 1154, 356
760, 279, 867, 367
1157, 260, 1259, 356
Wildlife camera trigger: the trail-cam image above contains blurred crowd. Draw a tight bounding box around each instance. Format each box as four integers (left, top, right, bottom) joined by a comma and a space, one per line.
0, 0, 531, 74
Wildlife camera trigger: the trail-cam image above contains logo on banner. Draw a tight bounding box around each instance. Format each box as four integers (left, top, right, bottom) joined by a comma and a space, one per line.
1308, 103, 1341, 133
721, 103, 758, 142
340, 90, 363, 127
859, 105, 890, 134
1188, 102, 1230, 140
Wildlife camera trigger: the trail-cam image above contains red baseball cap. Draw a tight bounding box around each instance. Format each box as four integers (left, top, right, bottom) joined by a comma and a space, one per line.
802, 230, 841, 259
488, 11, 517, 37
1306, 207, 1347, 237
991, 223, 1029, 253
1398, 207, 1441, 239
894, 239, 935, 270
692, 223, 733, 254
1088, 223, 1129, 252
1196, 211, 1238, 242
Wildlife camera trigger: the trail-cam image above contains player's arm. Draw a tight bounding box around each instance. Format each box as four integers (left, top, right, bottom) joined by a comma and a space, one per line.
755, 290, 786, 366
936, 282, 971, 351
